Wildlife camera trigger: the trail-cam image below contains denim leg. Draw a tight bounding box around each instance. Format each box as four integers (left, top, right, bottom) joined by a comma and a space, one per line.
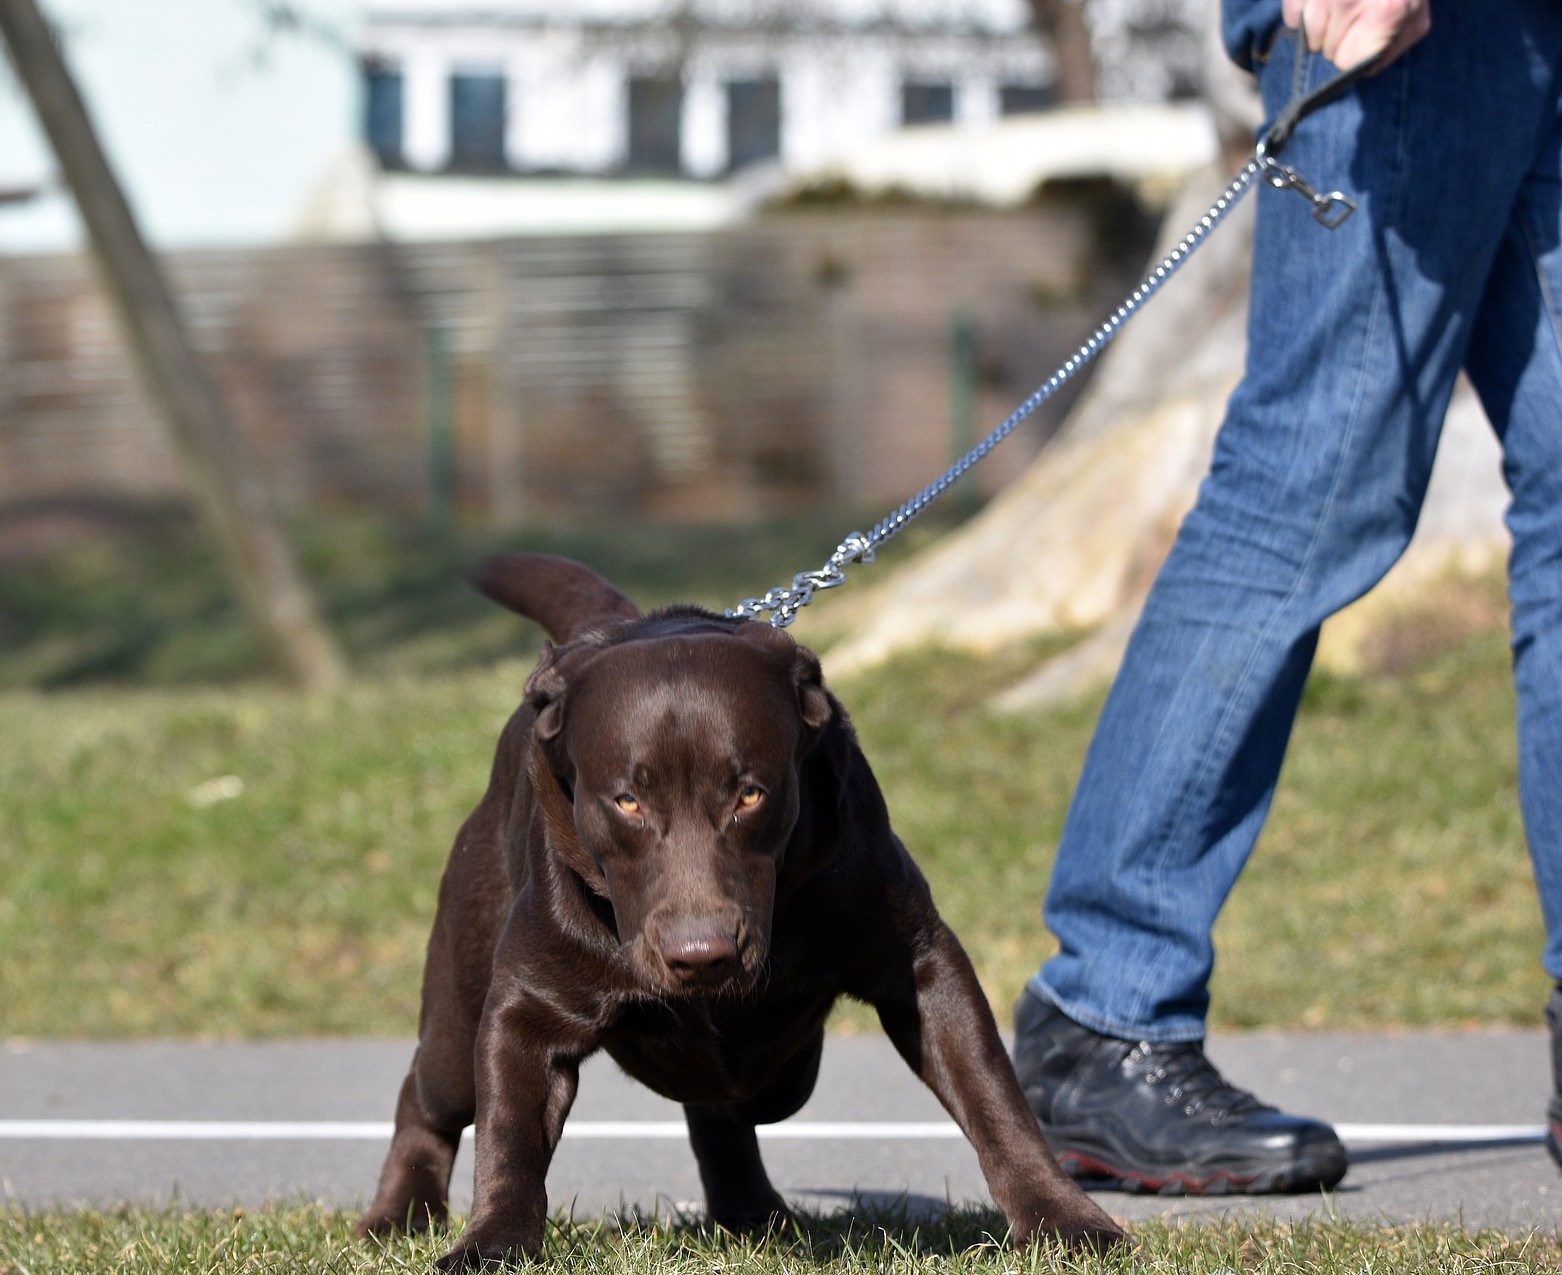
1037, 1, 1562, 1042
1465, 106, 1562, 985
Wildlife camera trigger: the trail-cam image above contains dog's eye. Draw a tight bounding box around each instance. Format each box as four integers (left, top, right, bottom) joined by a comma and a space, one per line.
736, 785, 764, 809
614, 793, 641, 815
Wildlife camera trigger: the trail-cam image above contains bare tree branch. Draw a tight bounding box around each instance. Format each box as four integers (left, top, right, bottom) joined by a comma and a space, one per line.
1026, 0, 1097, 104
0, 0, 346, 690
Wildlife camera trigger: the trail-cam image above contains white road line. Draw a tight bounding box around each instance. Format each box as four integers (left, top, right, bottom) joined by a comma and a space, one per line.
0, 1120, 958, 1141
0, 1121, 396, 1141
0, 1120, 1546, 1144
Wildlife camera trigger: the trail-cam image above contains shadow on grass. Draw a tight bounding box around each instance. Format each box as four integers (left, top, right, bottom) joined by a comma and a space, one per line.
583, 1196, 1028, 1263
0, 499, 956, 689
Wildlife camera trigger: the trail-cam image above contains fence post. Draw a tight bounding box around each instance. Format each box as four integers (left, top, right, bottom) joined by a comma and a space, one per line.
948, 307, 979, 513
424, 322, 456, 533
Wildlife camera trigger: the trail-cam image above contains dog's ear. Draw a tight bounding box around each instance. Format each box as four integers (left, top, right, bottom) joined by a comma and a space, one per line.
790, 643, 833, 733
737, 622, 833, 735
523, 635, 613, 773
523, 641, 569, 746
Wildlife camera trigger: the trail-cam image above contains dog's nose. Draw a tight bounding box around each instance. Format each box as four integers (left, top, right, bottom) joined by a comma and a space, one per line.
659, 925, 739, 982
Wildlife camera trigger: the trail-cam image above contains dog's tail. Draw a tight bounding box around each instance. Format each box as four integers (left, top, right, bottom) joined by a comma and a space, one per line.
472, 553, 640, 644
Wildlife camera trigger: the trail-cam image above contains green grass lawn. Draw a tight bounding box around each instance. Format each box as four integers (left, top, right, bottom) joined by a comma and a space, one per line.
0, 509, 1546, 1037
0, 510, 1555, 1271
1, 1204, 1557, 1275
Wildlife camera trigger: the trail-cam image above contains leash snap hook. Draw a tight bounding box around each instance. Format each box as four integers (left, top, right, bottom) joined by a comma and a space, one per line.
1253, 21, 1371, 231
1254, 142, 1357, 229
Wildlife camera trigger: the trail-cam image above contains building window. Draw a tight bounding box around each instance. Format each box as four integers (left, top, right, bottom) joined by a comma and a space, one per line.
362, 59, 403, 168
901, 81, 954, 126
726, 78, 780, 172
627, 76, 684, 174
999, 83, 1058, 115
449, 68, 507, 173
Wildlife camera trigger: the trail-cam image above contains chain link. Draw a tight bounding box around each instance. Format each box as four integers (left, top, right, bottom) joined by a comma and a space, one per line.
727, 156, 1268, 627
729, 29, 1369, 628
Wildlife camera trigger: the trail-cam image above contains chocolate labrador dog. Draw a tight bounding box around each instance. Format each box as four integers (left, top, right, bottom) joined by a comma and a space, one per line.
358, 553, 1125, 1268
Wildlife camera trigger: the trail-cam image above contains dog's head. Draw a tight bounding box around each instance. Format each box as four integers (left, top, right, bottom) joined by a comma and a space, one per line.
524, 612, 832, 998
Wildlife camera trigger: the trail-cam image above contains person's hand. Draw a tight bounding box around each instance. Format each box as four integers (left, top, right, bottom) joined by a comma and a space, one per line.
1282, 0, 1431, 71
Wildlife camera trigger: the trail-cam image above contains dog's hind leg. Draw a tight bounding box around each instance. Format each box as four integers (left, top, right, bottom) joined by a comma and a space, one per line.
357, 1059, 467, 1236
684, 1103, 792, 1236
683, 1028, 819, 1234
357, 957, 479, 1238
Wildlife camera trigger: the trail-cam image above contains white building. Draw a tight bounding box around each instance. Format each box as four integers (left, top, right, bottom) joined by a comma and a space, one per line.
0, 0, 1214, 252
356, 0, 1057, 180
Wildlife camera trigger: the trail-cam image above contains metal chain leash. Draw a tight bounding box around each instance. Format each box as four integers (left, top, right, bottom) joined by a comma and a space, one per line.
728, 41, 1367, 628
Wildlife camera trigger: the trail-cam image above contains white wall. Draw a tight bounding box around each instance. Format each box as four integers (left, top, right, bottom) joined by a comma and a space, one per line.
358, 20, 1051, 178
362, 0, 1033, 32
508, 28, 625, 171
0, 0, 1054, 254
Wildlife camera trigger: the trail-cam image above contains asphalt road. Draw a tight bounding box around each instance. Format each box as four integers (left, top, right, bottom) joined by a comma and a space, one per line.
2, 1031, 1558, 1235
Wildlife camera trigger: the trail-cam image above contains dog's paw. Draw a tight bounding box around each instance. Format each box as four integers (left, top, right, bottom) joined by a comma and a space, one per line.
433, 1242, 516, 1271
707, 1199, 794, 1240
434, 1225, 542, 1271
1020, 1208, 1131, 1254
355, 1198, 447, 1239
1062, 1217, 1132, 1253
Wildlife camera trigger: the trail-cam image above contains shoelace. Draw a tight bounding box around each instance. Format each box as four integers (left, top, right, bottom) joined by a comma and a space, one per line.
1129, 1043, 1268, 1121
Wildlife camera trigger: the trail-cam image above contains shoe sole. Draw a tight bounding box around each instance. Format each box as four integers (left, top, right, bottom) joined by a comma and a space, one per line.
1045, 1134, 1348, 1197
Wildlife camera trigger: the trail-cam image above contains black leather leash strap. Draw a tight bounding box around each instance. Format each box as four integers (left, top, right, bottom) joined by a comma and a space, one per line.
1261, 27, 1380, 159
1253, 29, 1379, 227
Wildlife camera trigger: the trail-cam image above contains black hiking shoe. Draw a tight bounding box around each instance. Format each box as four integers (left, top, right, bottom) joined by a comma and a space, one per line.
1012, 989, 1348, 1195
1547, 984, 1562, 1170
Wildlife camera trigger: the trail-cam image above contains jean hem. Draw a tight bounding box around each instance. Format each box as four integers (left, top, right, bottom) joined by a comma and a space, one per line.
1026, 974, 1207, 1046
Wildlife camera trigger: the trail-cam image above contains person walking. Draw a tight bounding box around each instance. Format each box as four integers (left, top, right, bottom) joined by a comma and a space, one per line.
1012, 0, 1562, 1194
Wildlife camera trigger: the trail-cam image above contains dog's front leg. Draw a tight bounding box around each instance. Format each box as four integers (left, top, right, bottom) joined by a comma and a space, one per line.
873, 920, 1127, 1251
684, 1103, 792, 1236
436, 1001, 581, 1270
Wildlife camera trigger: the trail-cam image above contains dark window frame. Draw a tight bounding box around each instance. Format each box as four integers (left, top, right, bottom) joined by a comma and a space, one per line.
448, 66, 509, 174
999, 82, 1059, 116
626, 75, 685, 175
900, 80, 955, 127
362, 58, 404, 169
725, 76, 781, 172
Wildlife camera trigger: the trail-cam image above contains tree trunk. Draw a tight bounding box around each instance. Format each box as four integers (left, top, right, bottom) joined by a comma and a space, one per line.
0, 0, 345, 690
1027, 0, 1097, 105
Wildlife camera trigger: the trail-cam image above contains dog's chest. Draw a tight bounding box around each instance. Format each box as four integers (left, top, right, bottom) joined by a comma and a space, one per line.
603, 990, 833, 1106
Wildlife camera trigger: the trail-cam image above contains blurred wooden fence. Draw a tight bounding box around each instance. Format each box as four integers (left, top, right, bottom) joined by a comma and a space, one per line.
0, 205, 1151, 526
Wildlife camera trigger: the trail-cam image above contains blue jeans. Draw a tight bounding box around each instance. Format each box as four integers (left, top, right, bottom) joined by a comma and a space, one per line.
1035, 0, 1562, 1043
